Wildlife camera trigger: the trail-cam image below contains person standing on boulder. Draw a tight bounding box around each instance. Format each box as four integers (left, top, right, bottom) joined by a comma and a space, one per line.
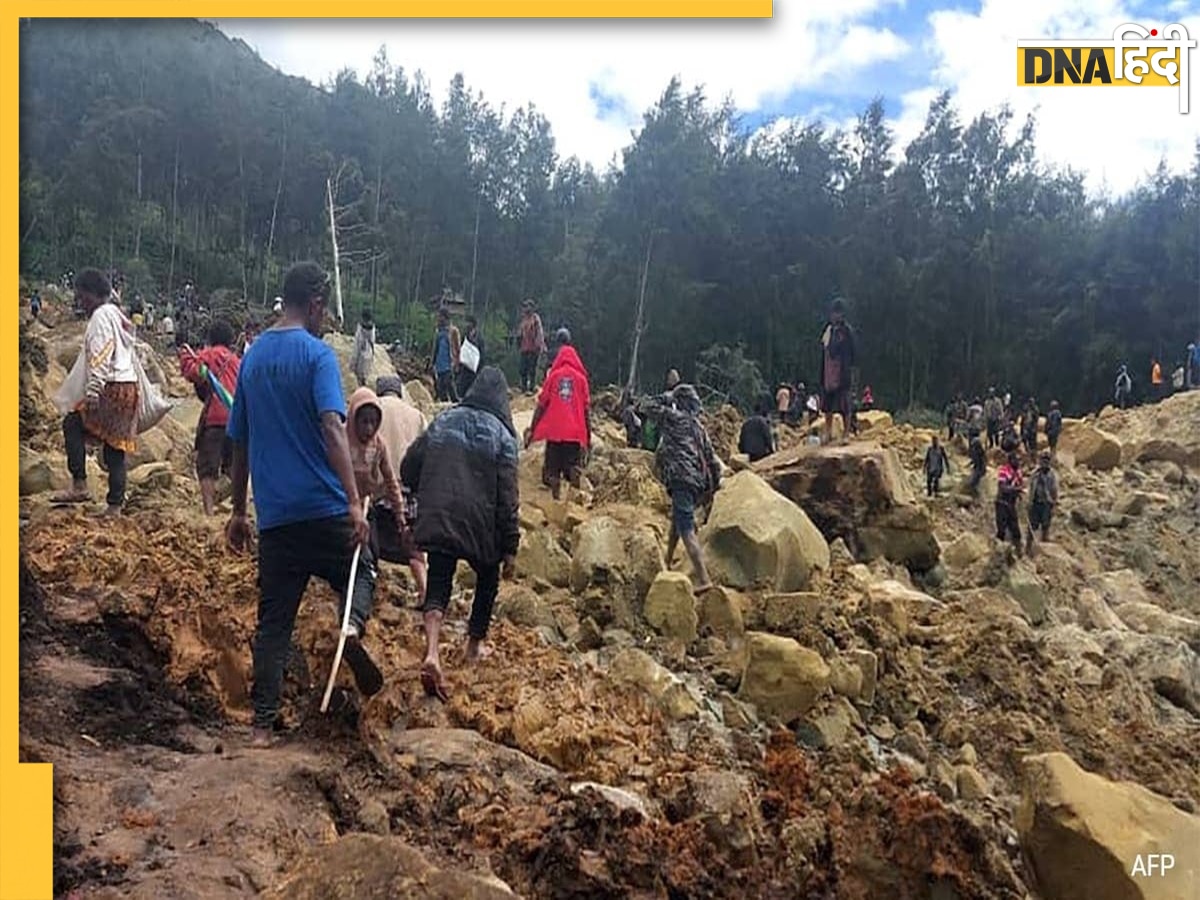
995, 451, 1026, 556
179, 320, 241, 516
641, 384, 721, 590
517, 299, 545, 395
352, 308, 376, 388
526, 329, 591, 502
1044, 400, 1063, 457
52, 268, 140, 516
401, 367, 520, 702
738, 399, 776, 463
1026, 450, 1059, 555
430, 307, 460, 402
225, 262, 383, 748
923, 435, 950, 497
818, 297, 856, 445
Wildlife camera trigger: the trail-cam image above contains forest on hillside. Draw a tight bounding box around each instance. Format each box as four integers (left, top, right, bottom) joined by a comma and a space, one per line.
18, 18, 1200, 413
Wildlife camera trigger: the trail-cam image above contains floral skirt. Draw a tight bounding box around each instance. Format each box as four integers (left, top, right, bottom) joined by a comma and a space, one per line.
78, 382, 139, 453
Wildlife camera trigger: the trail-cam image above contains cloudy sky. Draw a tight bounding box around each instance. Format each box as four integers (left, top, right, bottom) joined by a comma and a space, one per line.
218, 0, 1199, 196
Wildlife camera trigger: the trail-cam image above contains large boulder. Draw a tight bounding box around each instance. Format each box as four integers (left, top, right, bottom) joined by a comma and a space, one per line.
757, 443, 940, 571
1002, 563, 1049, 626
608, 648, 701, 720
1135, 438, 1200, 469
643, 572, 699, 643
1017, 752, 1200, 900
1098, 631, 1200, 714
1112, 603, 1200, 651
588, 447, 669, 511
867, 580, 943, 636
1058, 420, 1123, 471
19, 450, 60, 495
737, 631, 830, 723
569, 517, 663, 628
855, 410, 893, 432
700, 470, 829, 592
404, 379, 435, 417
324, 332, 400, 399
263, 833, 517, 899
516, 528, 571, 587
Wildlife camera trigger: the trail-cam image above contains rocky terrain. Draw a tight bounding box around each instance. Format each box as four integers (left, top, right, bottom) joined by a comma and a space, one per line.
18, 295, 1200, 899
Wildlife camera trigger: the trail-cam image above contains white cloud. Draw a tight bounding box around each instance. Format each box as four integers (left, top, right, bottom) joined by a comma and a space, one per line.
217, 8, 909, 172
897, 0, 1200, 193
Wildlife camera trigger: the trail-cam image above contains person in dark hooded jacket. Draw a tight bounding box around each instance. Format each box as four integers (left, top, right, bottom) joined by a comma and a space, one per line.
639, 384, 720, 590
401, 366, 520, 702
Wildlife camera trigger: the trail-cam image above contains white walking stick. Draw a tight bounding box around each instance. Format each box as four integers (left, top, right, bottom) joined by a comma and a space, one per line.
321, 496, 371, 713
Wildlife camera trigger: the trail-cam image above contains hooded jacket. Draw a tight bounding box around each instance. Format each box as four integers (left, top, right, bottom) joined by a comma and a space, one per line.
641, 385, 721, 497
346, 387, 405, 513
530, 345, 591, 446
401, 366, 520, 565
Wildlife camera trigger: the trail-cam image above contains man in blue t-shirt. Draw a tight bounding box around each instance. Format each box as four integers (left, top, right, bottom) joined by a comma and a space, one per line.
226, 261, 383, 748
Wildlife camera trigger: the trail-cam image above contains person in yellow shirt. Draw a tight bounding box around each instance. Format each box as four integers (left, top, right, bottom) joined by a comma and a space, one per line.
1151, 358, 1163, 403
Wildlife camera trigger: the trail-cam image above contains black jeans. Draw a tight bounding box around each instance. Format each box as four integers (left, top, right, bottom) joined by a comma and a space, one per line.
435, 370, 458, 402
926, 472, 942, 497
986, 421, 999, 449
995, 501, 1022, 550
253, 515, 376, 728
423, 551, 499, 640
519, 352, 539, 393
456, 367, 477, 399
63, 412, 126, 507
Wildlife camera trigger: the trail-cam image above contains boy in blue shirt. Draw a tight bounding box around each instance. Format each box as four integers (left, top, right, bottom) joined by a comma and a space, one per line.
226, 261, 383, 748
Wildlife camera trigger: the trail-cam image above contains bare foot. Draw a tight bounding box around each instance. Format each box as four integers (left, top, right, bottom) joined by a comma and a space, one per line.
420, 657, 449, 702
465, 639, 494, 663
250, 726, 274, 749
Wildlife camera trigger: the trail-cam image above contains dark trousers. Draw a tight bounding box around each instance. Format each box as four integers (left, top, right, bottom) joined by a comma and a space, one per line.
434, 370, 458, 403
252, 515, 376, 728
63, 411, 126, 507
926, 472, 942, 497
423, 551, 500, 641
969, 465, 985, 495
995, 501, 1022, 550
456, 367, 477, 399
986, 421, 999, 449
519, 352, 539, 393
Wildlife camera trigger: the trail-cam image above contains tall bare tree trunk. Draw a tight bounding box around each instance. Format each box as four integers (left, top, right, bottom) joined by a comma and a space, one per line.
262, 120, 286, 306
469, 190, 482, 310
625, 232, 654, 393
327, 177, 344, 328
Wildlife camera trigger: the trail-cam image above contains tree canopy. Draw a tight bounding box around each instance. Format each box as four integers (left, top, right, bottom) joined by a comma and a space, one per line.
19, 18, 1200, 413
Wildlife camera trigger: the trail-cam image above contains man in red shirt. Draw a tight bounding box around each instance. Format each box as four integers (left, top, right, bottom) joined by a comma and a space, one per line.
526, 329, 590, 501
180, 320, 241, 515
517, 299, 545, 395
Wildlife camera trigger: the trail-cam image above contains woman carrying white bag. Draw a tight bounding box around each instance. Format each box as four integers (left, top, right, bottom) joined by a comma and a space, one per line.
52, 269, 171, 515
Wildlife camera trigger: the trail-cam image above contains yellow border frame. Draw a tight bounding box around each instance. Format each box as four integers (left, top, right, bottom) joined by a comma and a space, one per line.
5, 6, 771, 898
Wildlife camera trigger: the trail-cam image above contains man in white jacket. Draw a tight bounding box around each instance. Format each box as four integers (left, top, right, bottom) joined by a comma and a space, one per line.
52, 269, 140, 515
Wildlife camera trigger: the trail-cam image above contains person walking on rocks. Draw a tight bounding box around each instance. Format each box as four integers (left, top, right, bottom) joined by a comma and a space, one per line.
641, 384, 721, 590
1044, 400, 1063, 457
967, 428, 987, 496
430, 307, 461, 403
374, 376, 428, 604
517, 299, 545, 395
180, 320, 241, 516
995, 451, 1026, 556
984, 388, 1003, 449
401, 367, 520, 702
52, 269, 140, 516
1026, 450, 1059, 555
527, 329, 591, 501
225, 262, 384, 748
818, 297, 856, 445
352, 308, 376, 388
924, 434, 950, 497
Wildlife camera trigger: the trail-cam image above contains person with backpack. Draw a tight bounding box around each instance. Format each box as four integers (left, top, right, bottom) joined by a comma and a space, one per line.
526, 329, 591, 502
923, 434, 950, 497
1026, 450, 1059, 555
984, 389, 1003, 449
517, 299, 545, 395
401, 367, 520, 702
995, 451, 1026, 556
1044, 400, 1063, 456
818, 297, 856, 445
640, 384, 721, 590
968, 428, 987, 496
1114, 365, 1133, 409
180, 320, 241, 516
430, 307, 461, 402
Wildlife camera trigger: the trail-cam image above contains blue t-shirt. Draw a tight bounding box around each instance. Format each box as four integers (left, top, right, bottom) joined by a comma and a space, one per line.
434, 328, 452, 374
227, 327, 348, 531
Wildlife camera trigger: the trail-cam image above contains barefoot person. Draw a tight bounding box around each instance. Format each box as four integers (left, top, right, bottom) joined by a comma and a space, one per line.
225, 262, 384, 748
401, 366, 520, 701
526, 328, 591, 502
346, 387, 427, 606
179, 320, 241, 516
374, 376, 429, 604
53, 268, 139, 516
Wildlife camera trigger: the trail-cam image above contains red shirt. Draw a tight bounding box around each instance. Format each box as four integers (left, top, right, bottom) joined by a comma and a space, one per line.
181, 345, 240, 429
531, 346, 591, 446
